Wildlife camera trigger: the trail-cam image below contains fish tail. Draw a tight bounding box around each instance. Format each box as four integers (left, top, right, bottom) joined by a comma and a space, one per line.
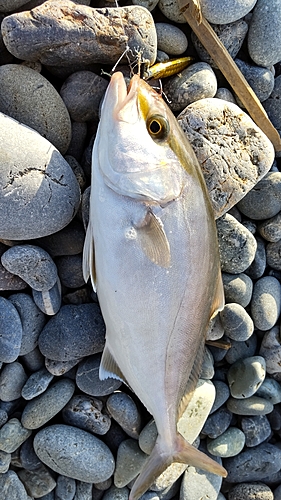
129, 433, 227, 500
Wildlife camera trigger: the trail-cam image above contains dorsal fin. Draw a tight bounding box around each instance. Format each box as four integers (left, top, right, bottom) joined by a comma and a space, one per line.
99, 343, 129, 386
136, 210, 171, 268
82, 220, 96, 292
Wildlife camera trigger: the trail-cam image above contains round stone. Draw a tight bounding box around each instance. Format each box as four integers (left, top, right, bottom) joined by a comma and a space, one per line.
180, 456, 223, 500
256, 377, 281, 405
241, 415, 272, 447
0, 64, 71, 154
32, 278, 62, 316
76, 354, 122, 396
155, 23, 188, 56
0, 471, 30, 500
200, 347, 214, 379
224, 443, 281, 483
45, 357, 81, 377
62, 395, 111, 435
0, 362, 28, 402
225, 334, 257, 365
210, 380, 230, 414
227, 356, 266, 399
237, 172, 281, 220
251, 276, 281, 330
220, 303, 254, 341
258, 212, 281, 242
158, 0, 186, 23
245, 236, 266, 279
266, 240, 281, 270
132, 0, 159, 11
21, 368, 54, 401
139, 420, 157, 455
164, 62, 217, 112
259, 325, 281, 374
34, 219, 85, 258
235, 59, 274, 103
228, 482, 274, 500
20, 435, 43, 471
103, 485, 129, 500
263, 75, 281, 131
227, 396, 273, 416
0, 418, 32, 453
55, 476, 76, 500
56, 254, 84, 289
17, 464, 56, 499
248, 0, 281, 67
34, 424, 115, 483
1, 245, 57, 292
106, 392, 141, 439
207, 427, 245, 457
200, 0, 257, 24
21, 379, 75, 429
222, 272, 253, 307
0, 0, 31, 12
0, 296, 23, 363
114, 439, 147, 488
215, 88, 237, 104
202, 408, 232, 439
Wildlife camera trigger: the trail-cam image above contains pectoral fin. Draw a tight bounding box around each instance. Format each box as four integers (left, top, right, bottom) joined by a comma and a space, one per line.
99, 343, 129, 386
82, 220, 96, 292
136, 210, 171, 268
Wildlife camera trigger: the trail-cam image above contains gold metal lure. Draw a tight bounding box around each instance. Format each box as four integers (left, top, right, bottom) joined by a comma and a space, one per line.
142, 56, 194, 80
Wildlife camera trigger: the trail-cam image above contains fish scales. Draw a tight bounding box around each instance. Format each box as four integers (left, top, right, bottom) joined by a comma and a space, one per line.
83, 71, 226, 499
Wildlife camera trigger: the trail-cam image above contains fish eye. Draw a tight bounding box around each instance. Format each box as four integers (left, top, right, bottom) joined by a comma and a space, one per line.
147, 115, 170, 141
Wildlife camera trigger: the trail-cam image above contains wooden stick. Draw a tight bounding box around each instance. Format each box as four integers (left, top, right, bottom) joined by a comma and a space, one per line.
178, 0, 281, 152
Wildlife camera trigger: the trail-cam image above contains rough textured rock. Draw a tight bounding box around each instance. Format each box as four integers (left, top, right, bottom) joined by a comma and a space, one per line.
177, 98, 274, 218
248, 0, 281, 67
1, 1, 157, 66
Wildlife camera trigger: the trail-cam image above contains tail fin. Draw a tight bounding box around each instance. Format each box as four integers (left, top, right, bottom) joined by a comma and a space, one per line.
129, 433, 227, 500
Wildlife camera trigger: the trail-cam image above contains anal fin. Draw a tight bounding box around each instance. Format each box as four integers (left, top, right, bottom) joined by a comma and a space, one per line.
82, 220, 96, 292
210, 272, 225, 320
136, 209, 170, 268
99, 344, 128, 385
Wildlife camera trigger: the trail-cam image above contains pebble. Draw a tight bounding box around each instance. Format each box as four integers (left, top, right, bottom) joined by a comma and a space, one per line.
227, 396, 273, 416
221, 272, 253, 307
259, 326, 281, 374
60, 71, 108, 122
18, 464, 56, 498
0, 470, 30, 500
200, 0, 257, 24
106, 392, 141, 439
263, 75, 281, 132
0, 113, 81, 240
248, 0, 281, 67
0, 450, 10, 473
216, 214, 257, 273
0, 362, 28, 402
237, 172, 281, 220
220, 303, 254, 341
2, 2, 157, 66
21, 348, 45, 373
199, 347, 215, 379
0, 296, 23, 363
132, 0, 159, 11
227, 356, 266, 399
229, 483, 273, 500
45, 357, 81, 376
251, 276, 281, 330
0, 418, 32, 453
56, 254, 84, 289
245, 236, 266, 279
34, 219, 85, 258
0, 0, 31, 12
8, 293, 46, 355
158, 0, 185, 23
224, 443, 281, 483
103, 485, 129, 500
225, 334, 257, 365
192, 20, 248, 69
155, 23, 188, 56
32, 278, 62, 316
55, 475, 76, 500
256, 377, 281, 404
215, 88, 237, 104
21, 367, 54, 400
266, 240, 281, 270
0, 64, 71, 154
202, 407, 233, 439
21, 378, 75, 429
258, 211, 281, 242
38, 303, 105, 361
62, 394, 111, 435
241, 415, 272, 447
114, 439, 147, 488
66, 121, 88, 162
210, 380, 230, 414
235, 59, 274, 103
0, 243, 27, 291
164, 62, 217, 113
180, 460, 222, 500
20, 436, 42, 471
34, 424, 115, 483
207, 427, 245, 458
74, 481, 92, 499
76, 354, 122, 396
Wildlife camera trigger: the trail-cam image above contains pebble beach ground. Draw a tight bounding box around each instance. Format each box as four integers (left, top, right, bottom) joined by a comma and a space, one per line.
0, 0, 281, 499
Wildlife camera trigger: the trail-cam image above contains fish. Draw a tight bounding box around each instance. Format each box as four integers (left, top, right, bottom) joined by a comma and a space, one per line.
83, 71, 226, 500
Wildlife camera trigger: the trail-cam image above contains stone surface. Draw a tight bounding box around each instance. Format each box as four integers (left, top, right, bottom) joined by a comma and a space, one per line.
0, 470, 29, 500
56, 254, 84, 289
34, 219, 85, 258
256, 377, 281, 404
155, 23, 187, 56
237, 172, 281, 220
225, 334, 257, 365
207, 427, 245, 458
251, 276, 281, 330
241, 415, 272, 447
227, 396, 273, 416
0, 418, 32, 453
32, 278, 62, 316
178, 99, 274, 218
227, 356, 266, 399
245, 236, 266, 279
18, 465, 56, 498
248, 0, 281, 67
55, 475, 76, 500
0, 113, 80, 240
62, 394, 111, 435
202, 407, 232, 439
259, 325, 281, 374
76, 354, 122, 396
20, 436, 42, 471
266, 240, 281, 270
2, 1, 157, 66
210, 381, 230, 414
228, 483, 274, 500
220, 303, 254, 341
200, 0, 257, 24
0, 296, 23, 363
158, 0, 185, 23
235, 59, 274, 103
0, 243, 27, 291
258, 211, 281, 242
34, 424, 115, 483
224, 443, 281, 483
114, 439, 147, 488
0, 64, 71, 154
222, 272, 253, 307
180, 461, 222, 500
21, 368, 54, 400
0, 362, 28, 401
106, 392, 141, 439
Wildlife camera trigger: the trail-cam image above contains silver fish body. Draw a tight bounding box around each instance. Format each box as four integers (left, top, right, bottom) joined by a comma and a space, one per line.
83, 72, 226, 499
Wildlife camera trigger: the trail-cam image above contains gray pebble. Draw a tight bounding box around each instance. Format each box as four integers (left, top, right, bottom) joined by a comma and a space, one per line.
106, 392, 141, 439
38, 303, 105, 361
0, 243, 27, 291
1, 245, 57, 292
251, 276, 281, 330
0, 296, 22, 363
18, 464, 56, 499
266, 240, 281, 270
207, 427, 245, 457
274, 485, 281, 500
138, 419, 157, 455
94, 478, 112, 491
215, 88, 237, 104
227, 396, 273, 416
155, 23, 187, 55
103, 421, 128, 456
192, 20, 248, 69
0, 0, 31, 11
258, 211, 281, 242
8, 293, 46, 355
241, 415, 272, 447
202, 407, 232, 439
225, 333, 257, 365
0, 418, 31, 453
34, 424, 115, 483
20, 436, 42, 471
76, 354, 122, 396
21, 367, 54, 400
229, 482, 273, 500
55, 475, 76, 500
227, 356, 266, 399
35, 219, 85, 258
114, 439, 147, 488
158, 0, 185, 23
200, 0, 256, 24
199, 347, 214, 379
0, 450, 10, 473
45, 357, 82, 376
245, 236, 266, 279
62, 394, 111, 435
264, 75, 281, 132
0, 362, 27, 402
32, 277, 62, 316
259, 325, 281, 374
73, 481, 92, 500
56, 254, 84, 288
206, 314, 224, 342
21, 378, 75, 429
66, 121, 88, 162
102, 485, 129, 500
0, 470, 29, 500
235, 59, 274, 102
237, 172, 281, 220
180, 457, 222, 500
60, 71, 108, 122
164, 62, 217, 112
21, 347, 45, 372
222, 272, 253, 307
220, 303, 254, 341
224, 443, 281, 482
216, 214, 257, 273
210, 380, 230, 414
256, 377, 281, 404
0, 64, 71, 154
65, 155, 87, 192
0, 409, 8, 428
248, 0, 281, 67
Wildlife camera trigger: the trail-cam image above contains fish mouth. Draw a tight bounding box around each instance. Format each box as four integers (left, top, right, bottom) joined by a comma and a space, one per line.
108, 72, 144, 122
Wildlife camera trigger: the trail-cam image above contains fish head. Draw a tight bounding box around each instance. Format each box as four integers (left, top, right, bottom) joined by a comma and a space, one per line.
96, 71, 202, 205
